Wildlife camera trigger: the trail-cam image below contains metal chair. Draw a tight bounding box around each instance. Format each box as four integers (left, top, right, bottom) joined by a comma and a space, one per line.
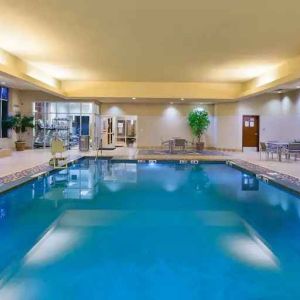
161, 138, 172, 152
286, 143, 300, 161
173, 138, 187, 151
260, 142, 277, 160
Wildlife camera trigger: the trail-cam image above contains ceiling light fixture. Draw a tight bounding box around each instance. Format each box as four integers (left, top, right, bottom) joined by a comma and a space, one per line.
274, 89, 284, 94
132, 97, 136, 100
181, 98, 184, 101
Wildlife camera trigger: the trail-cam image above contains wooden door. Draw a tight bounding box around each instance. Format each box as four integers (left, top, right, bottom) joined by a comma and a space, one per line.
242, 115, 259, 150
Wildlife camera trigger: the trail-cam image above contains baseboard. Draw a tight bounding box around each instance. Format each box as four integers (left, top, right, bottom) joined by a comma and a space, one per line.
206, 147, 242, 152
138, 146, 242, 152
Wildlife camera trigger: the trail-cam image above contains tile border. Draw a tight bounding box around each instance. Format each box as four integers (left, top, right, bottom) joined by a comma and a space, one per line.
0, 155, 83, 194
228, 159, 300, 195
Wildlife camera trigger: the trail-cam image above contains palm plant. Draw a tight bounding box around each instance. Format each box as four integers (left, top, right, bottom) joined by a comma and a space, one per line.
2, 114, 34, 151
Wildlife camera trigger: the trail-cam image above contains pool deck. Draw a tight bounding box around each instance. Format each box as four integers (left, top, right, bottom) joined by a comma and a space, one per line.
1, 148, 300, 194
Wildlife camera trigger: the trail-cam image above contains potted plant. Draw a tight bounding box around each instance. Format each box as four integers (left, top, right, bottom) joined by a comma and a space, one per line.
2, 114, 34, 151
188, 109, 210, 151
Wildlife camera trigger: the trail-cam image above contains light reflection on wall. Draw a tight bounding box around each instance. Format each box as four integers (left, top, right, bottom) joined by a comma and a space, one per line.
193, 106, 204, 112
281, 95, 292, 115
163, 106, 181, 120
105, 105, 124, 116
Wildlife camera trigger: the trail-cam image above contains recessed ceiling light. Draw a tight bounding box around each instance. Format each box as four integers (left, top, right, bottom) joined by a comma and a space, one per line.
274, 89, 284, 94
132, 97, 136, 100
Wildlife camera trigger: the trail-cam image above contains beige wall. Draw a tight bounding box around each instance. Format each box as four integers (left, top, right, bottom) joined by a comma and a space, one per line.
0, 90, 66, 149
20, 90, 65, 115
101, 93, 300, 150
0, 89, 22, 148
214, 90, 300, 150
101, 103, 216, 148
0, 90, 101, 149
2, 87, 300, 151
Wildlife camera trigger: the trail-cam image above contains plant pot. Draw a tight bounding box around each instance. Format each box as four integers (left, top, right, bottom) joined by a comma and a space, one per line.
195, 142, 205, 151
15, 141, 26, 151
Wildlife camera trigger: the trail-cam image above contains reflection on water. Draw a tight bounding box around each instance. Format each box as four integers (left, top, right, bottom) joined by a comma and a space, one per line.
242, 173, 259, 191
1, 159, 300, 298
42, 160, 138, 199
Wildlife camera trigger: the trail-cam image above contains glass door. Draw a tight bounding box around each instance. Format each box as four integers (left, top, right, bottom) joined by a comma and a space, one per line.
114, 115, 137, 147
94, 115, 101, 150
101, 116, 115, 149
116, 118, 126, 147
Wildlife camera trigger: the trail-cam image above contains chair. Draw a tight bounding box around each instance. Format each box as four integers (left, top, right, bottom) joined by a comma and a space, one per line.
286, 143, 300, 161
161, 138, 172, 152
161, 138, 187, 153
173, 138, 187, 151
260, 142, 277, 160
50, 137, 67, 169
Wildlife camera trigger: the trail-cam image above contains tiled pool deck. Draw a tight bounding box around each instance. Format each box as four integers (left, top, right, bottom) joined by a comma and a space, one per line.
1, 148, 300, 195
0, 154, 82, 194
228, 159, 300, 195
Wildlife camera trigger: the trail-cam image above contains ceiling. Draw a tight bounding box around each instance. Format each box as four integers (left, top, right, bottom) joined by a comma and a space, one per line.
99, 97, 214, 104
0, 73, 37, 90
1, 0, 300, 83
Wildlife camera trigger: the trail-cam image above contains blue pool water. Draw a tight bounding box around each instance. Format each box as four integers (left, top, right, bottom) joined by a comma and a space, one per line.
0, 159, 300, 299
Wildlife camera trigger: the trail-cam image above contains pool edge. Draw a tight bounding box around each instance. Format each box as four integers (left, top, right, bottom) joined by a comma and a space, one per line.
1, 156, 300, 197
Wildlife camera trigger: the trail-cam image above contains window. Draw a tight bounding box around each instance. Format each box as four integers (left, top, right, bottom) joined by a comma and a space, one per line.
33, 101, 96, 149
0, 87, 9, 138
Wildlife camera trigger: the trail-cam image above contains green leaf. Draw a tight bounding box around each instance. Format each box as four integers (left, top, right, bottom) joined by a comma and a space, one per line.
1, 114, 34, 141
188, 109, 210, 142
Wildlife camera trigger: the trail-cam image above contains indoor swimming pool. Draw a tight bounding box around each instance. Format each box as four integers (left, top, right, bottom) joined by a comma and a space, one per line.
0, 158, 300, 299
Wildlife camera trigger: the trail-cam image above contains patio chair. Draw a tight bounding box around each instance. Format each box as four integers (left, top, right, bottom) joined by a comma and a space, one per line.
260, 142, 277, 160
161, 138, 172, 151
286, 143, 300, 161
173, 138, 187, 151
